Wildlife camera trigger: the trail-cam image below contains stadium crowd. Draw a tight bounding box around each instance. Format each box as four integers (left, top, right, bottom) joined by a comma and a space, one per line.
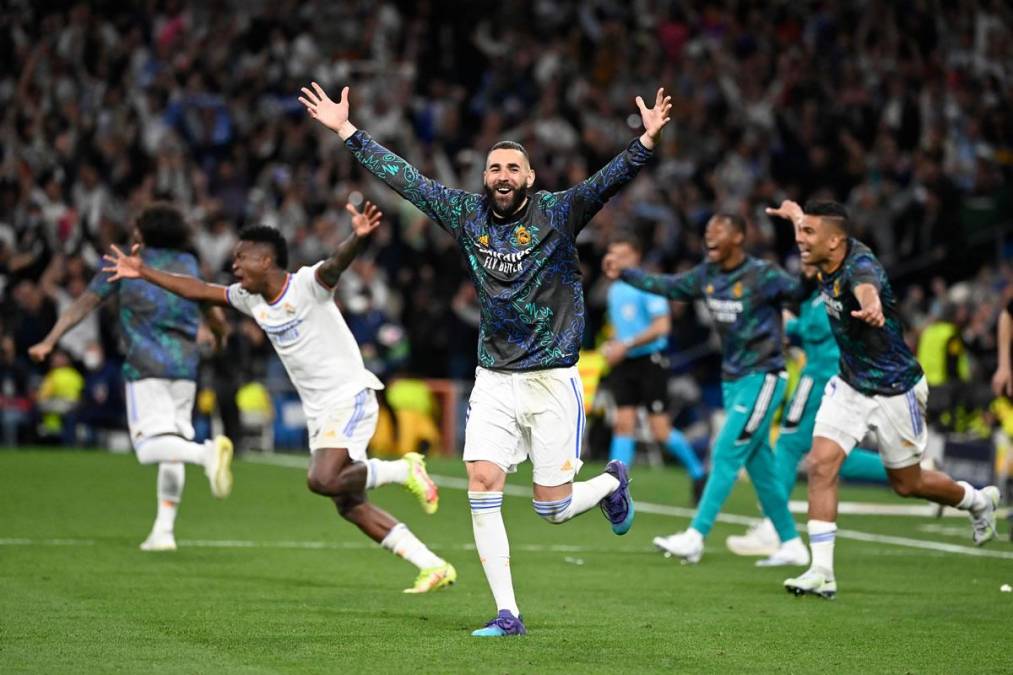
0, 0, 1010, 449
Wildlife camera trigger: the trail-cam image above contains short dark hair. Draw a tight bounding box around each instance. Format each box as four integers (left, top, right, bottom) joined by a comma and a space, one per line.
713, 213, 746, 234
239, 225, 288, 269
136, 202, 193, 252
487, 141, 530, 165
609, 229, 643, 254
804, 200, 849, 233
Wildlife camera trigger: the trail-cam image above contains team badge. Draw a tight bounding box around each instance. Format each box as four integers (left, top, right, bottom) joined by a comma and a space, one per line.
706, 284, 714, 295
478, 234, 489, 247
833, 279, 841, 298
733, 281, 743, 298
514, 225, 531, 247
283, 302, 296, 316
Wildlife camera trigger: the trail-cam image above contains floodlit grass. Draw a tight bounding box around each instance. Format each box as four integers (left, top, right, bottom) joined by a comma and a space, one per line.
1, 449, 1010, 673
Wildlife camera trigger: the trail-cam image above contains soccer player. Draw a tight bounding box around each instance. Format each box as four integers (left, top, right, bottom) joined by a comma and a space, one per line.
28, 203, 234, 552
604, 214, 809, 567
766, 199, 1000, 599
298, 82, 666, 636
601, 231, 708, 502
726, 264, 887, 559
102, 202, 457, 594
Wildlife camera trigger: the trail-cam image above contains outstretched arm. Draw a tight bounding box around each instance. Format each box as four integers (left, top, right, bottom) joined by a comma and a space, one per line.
102, 244, 230, 306
28, 291, 103, 363
299, 82, 472, 234
852, 283, 885, 327
316, 202, 383, 289
992, 304, 1012, 397
602, 252, 700, 301
563, 88, 671, 234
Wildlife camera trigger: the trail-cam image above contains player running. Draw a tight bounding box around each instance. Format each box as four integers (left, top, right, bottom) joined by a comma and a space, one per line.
767, 199, 1000, 599
601, 231, 708, 502
29, 203, 234, 552
604, 213, 809, 567
726, 263, 887, 559
299, 82, 669, 636
102, 202, 456, 594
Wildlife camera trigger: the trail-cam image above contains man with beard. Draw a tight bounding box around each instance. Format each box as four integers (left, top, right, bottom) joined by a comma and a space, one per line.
299, 82, 671, 637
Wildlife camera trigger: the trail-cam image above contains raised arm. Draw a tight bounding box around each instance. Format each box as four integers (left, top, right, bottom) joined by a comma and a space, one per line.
28, 291, 103, 363
316, 202, 383, 289
852, 284, 885, 328
299, 82, 473, 234
992, 303, 1012, 397
102, 244, 229, 306
561, 89, 671, 233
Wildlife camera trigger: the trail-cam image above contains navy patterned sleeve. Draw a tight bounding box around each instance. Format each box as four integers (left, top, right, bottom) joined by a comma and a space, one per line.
555, 138, 653, 237
847, 251, 883, 291
620, 266, 702, 302
345, 130, 477, 237
768, 265, 803, 305
86, 268, 116, 301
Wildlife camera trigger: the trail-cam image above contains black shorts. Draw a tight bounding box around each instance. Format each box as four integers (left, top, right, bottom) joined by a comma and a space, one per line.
609, 352, 670, 413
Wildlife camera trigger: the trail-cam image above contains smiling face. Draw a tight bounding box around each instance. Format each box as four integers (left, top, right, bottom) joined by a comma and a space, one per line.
483, 147, 534, 217
230, 240, 274, 294
703, 216, 744, 266
795, 215, 846, 269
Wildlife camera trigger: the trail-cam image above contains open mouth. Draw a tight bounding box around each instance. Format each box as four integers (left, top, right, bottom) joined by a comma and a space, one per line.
495, 186, 513, 195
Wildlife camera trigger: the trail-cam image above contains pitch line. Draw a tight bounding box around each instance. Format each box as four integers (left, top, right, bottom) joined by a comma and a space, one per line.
240, 454, 1013, 561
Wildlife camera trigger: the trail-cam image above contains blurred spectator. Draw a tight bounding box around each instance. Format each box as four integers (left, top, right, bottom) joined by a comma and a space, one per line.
0, 334, 34, 445
61, 342, 124, 445
35, 349, 83, 439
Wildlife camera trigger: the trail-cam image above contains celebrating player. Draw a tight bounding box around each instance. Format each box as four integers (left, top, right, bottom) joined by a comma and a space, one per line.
29, 203, 234, 552
102, 202, 457, 594
726, 263, 887, 560
601, 231, 708, 502
603, 214, 809, 567
299, 81, 669, 636
767, 199, 1000, 599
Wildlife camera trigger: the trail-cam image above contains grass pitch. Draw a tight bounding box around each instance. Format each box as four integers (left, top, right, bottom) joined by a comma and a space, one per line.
1, 449, 1010, 673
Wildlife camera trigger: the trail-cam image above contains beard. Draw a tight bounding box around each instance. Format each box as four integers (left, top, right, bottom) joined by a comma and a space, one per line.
484, 183, 529, 218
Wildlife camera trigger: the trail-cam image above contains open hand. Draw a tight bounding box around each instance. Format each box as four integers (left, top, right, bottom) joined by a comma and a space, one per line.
992, 365, 1012, 398
765, 200, 805, 228
851, 302, 885, 328
101, 243, 143, 282
346, 201, 382, 237
299, 82, 353, 138
637, 88, 672, 148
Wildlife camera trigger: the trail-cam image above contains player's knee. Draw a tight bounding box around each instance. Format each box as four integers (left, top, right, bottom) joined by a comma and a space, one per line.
888, 476, 917, 498
307, 472, 339, 496
333, 493, 365, 520
806, 455, 837, 485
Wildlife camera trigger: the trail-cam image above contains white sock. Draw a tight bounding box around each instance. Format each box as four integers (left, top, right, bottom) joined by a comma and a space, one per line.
956, 481, 986, 512
532, 474, 618, 523
468, 491, 519, 617
135, 434, 209, 466
153, 462, 184, 533
380, 523, 443, 570
807, 520, 837, 577
365, 458, 410, 489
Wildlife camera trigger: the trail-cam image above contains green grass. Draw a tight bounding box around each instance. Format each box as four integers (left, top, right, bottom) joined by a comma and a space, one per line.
1, 449, 1010, 673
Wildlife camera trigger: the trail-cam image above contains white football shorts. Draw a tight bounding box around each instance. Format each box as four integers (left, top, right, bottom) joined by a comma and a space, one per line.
306, 388, 378, 459
124, 378, 197, 447
813, 375, 928, 469
463, 365, 586, 487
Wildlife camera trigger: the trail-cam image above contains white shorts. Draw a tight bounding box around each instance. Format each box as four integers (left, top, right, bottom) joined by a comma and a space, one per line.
813, 375, 928, 469
125, 378, 197, 448
306, 389, 378, 459
463, 365, 585, 487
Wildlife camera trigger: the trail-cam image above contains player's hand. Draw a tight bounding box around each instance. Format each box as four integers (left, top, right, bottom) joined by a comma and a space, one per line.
992, 365, 1013, 398
601, 340, 627, 367
602, 252, 630, 280
299, 82, 354, 138
346, 201, 382, 238
636, 87, 672, 149
765, 200, 805, 229
101, 243, 143, 281
28, 341, 54, 363
851, 302, 885, 328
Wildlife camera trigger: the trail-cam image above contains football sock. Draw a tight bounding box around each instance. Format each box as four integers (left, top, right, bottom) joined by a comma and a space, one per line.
840, 449, 887, 482
807, 520, 837, 576
532, 474, 617, 524
666, 429, 706, 479
380, 523, 443, 570
956, 481, 986, 512
468, 491, 519, 617
135, 434, 210, 466
153, 462, 184, 533
365, 458, 409, 489
609, 435, 635, 466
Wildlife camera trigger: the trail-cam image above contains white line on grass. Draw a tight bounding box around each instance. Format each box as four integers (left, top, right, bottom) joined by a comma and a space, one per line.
242, 453, 1013, 560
